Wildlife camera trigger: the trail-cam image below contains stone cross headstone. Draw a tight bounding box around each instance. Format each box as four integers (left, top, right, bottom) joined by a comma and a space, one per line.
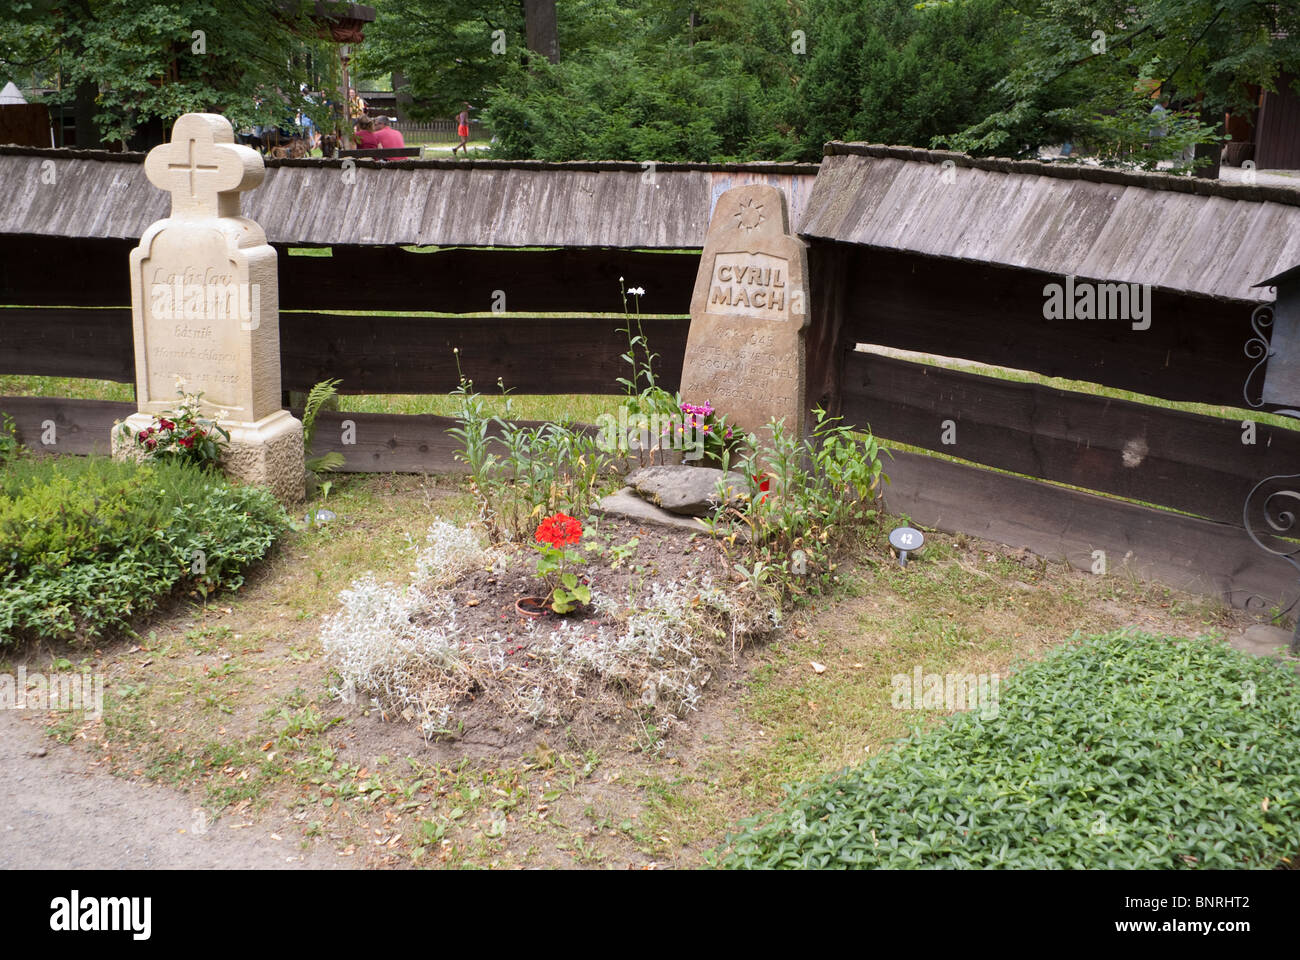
112, 113, 304, 501
679, 184, 809, 445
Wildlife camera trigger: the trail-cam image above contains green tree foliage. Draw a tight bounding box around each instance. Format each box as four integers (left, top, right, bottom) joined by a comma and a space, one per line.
0, 0, 339, 147
356, 0, 527, 119
391, 0, 1016, 161
942, 0, 1300, 169
791, 0, 1014, 158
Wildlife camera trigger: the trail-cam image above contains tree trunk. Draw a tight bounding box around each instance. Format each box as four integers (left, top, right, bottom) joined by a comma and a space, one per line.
522, 0, 560, 64
1193, 107, 1222, 179
73, 78, 100, 149
392, 69, 412, 122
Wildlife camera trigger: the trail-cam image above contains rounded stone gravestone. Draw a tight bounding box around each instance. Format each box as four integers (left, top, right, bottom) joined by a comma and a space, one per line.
679, 184, 809, 447
111, 113, 304, 502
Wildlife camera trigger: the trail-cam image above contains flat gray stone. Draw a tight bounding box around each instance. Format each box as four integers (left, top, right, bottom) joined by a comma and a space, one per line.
625, 465, 748, 517
1230, 624, 1299, 659
596, 487, 749, 541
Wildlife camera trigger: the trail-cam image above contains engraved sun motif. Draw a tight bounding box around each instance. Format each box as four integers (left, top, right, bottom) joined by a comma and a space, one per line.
734, 197, 765, 232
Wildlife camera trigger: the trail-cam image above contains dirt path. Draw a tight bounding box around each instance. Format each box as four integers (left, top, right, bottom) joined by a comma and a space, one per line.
0, 710, 339, 870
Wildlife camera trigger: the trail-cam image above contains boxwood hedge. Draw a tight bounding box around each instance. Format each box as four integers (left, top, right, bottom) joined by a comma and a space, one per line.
717, 631, 1300, 869
0, 456, 288, 644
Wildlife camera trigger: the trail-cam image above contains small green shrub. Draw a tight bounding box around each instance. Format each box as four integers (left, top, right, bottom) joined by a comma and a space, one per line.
714, 408, 887, 600
717, 631, 1300, 869
0, 412, 20, 465
303, 378, 345, 476
450, 364, 618, 542
0, 456, 288, 644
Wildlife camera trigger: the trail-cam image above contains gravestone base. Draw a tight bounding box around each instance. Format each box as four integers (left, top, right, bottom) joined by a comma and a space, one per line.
110, 414, 156, 465
112, 410, 305, 503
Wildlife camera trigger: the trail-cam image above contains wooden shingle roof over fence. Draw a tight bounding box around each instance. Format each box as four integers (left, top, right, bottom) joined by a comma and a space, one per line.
0, 147, 819, 248
802, 143, 1300, 303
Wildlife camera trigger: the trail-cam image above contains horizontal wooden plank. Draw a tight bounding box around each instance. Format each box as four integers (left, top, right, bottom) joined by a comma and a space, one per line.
296, 410, 601, 474
882, 448, 1298, 611
276, 246, 699, 314
297, 409, 462, 474
0, 235, 701, 315
830, 244, 1262, 408
0, 396, 133, 455
0, 308, 135, 381
0, 151, 818, 247
0, 397, 593, 476
805, 148, 1300, 301
278, 312, 688, 395
0, 307, 690, 395
0, 236, 134, 306
843, 350, 1300, 524
337, 148, 422, 159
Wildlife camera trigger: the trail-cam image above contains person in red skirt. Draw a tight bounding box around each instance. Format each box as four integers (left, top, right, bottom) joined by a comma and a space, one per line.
452, 102, 471, 156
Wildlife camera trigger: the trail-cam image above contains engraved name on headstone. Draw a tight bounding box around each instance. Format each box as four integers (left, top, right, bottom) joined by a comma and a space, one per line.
679, 184, 809, 443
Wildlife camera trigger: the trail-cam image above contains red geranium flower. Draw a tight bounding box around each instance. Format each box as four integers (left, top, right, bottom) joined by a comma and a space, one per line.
535, 512, 583, 548
159, 418, 175, 431
178, 436, 193, 448
754, 474, 771, 503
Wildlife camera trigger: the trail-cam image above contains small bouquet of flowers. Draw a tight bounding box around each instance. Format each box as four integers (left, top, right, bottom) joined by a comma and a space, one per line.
532, 512, 591, 614
122, 384, 230, 469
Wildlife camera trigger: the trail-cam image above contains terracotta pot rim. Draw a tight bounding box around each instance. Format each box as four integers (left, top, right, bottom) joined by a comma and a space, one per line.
515, 596, 547, 618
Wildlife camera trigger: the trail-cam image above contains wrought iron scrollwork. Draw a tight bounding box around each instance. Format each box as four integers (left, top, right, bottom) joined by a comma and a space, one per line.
1241, 300, 1300, 653
1243, 475, 1300, 569
1243, 303, 1275, 409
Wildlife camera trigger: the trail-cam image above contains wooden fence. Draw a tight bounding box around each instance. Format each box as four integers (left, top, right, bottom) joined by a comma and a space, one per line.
392, 119, 488, 142
805, 240, 1299, 609
2, 151, 1298, 613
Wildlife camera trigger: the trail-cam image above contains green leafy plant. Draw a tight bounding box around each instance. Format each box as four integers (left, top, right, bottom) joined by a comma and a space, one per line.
0, 412, 21, 465
303, 378, 345, 476
0, 456, 287, 645
449, 353, 617, 542
118, 388, 229, 470
615, 280, 683, 467
607, 536, 639, 569
717, 630, 1300, 869
709, 408, 887, 600
678, 400, 744, 467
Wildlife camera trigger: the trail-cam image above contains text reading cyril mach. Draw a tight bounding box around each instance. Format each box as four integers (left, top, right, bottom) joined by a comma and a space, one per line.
679, 184, 809, 443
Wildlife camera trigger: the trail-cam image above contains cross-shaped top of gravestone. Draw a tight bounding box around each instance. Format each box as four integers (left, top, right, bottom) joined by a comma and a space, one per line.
143, 113, 264, 220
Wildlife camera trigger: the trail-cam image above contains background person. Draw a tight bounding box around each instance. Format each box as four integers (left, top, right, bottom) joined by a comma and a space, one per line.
452, 102, 471, 155
372, 115, 405, 150
353, 115, 378, 149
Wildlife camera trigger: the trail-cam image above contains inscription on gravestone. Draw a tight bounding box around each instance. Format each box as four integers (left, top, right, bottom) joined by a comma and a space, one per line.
679, 185, 809, 442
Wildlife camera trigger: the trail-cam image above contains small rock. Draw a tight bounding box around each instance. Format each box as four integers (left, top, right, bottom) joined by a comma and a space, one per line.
26, 747, 47, 758
1231, 624, 1298, 659
625, 465, 748, 517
